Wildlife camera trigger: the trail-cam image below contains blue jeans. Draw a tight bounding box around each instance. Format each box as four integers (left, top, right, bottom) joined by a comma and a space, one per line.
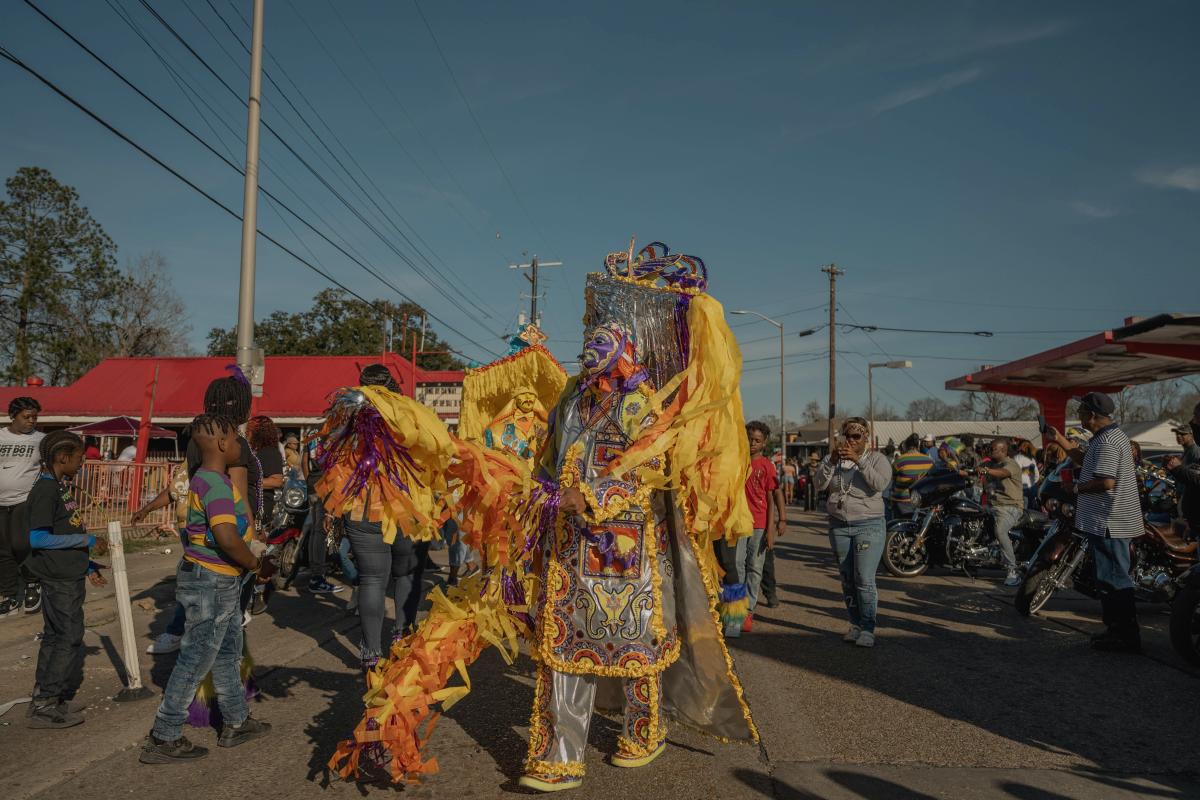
442, 519, 464, 568
1090, 533, 1134, 591
152, 561, 247, 740
336, 537, 358, 585
828, 517, 885, 633
744, 528, 768, 613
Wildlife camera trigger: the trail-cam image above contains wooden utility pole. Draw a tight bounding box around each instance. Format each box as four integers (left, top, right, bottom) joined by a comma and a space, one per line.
510, 255, 563, 326
821, 263, 843, 449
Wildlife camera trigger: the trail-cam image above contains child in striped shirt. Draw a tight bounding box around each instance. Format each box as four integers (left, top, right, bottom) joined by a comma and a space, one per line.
142, 415, 274, 764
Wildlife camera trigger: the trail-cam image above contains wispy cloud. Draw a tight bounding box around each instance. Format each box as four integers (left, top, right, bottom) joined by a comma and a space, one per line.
871, 67, 982, 116
921, 21, 1071, 64
1137, 165, 1200, 192
1070, 201, 1118, 219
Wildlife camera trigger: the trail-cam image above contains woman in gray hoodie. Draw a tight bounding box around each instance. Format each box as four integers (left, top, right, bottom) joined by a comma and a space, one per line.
815, 417, 891, 647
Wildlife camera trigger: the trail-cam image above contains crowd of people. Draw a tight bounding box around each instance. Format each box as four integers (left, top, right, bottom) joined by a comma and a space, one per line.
3, 370, 1198, 782
792, 394, 1200, 655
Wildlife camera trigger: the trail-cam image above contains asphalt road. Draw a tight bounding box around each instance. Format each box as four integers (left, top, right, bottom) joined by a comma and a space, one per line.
1, 511, 1197, 799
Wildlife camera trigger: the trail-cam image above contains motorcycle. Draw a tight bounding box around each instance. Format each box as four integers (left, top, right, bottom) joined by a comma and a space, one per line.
1170, 563, 1200, 665
263, 466, 310, 591
883, 469, 1049, 578
1015, 462, 1196, 616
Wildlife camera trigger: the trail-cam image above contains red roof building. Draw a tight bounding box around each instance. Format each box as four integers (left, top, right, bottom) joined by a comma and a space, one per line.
0, 353, 464, 427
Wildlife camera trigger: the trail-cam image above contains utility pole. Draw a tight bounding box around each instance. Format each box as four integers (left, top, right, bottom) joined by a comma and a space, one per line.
234, 0, 265, 394
510, 255, 563, 327
821, 263, 843, 450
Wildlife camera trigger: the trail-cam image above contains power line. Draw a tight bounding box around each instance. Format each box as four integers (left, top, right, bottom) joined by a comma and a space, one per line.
0, 45, 378, 312
319, 0, 519, 266
127, 0, 502, 357
103, 0, 382, 276
410, 0, 551, 255
263, 0, 496, 313
731, 303, 826, 328
410, 0, 582, 331
841, 353, 909, 411
838, 302, 943, 399
199, 0, 498, 326
7, 15, 498, 363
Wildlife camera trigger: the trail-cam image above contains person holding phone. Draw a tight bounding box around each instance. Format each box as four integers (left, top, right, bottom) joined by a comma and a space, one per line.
1043, 392, 1143, 653
815, 417, 891, 647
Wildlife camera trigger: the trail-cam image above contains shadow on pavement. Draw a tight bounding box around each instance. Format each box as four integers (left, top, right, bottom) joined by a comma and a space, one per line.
733, 535, 1200, 779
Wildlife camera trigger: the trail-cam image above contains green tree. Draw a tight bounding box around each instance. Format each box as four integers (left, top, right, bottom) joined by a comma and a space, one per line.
207, 288, 465, 370
0, 167, 127, 384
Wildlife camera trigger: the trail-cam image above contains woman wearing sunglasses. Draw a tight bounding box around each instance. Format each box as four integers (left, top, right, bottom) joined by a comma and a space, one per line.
815, 417, 892, 647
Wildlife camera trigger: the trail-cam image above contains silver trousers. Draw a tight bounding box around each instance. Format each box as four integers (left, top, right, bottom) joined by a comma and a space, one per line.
525, 664, 665, 777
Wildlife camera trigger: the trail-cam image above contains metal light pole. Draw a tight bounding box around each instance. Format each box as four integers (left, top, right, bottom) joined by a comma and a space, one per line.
234, 0, 265, 387
868, 360, 912, 448
732, 310, 785, 458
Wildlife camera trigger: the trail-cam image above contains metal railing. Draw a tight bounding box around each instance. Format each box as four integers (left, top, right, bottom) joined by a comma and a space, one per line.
71, 460, 175, 534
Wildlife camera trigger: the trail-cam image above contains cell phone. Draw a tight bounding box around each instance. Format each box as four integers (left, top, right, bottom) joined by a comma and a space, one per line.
1037, 414, 1048, 434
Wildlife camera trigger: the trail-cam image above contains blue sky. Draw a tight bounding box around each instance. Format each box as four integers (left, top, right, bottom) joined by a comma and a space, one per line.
3, 1, 1197, 420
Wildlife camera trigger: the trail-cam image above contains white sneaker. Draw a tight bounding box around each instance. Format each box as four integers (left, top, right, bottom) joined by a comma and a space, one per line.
242, 609, 253, 628
842, 625, 861, 643
855, 631, 876, 648
146, 633, 182, 655
1004, 570, 1022, 587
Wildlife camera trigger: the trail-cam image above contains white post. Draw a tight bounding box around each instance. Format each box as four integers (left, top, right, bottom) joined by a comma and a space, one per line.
235, 0, 266, 384
107, 521, 152, 701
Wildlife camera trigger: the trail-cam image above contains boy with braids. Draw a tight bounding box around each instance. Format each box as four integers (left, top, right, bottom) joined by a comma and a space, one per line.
26, 430, 106, 728
142, 414, 274, 763
1, 396, 45, 617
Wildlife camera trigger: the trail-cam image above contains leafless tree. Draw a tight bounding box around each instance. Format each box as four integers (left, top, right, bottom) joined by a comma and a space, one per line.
107, 251, 191, 357
801, 399, 825, 425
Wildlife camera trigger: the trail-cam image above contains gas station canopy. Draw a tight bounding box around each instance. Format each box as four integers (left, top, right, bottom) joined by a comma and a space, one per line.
946, 314, 1200, 430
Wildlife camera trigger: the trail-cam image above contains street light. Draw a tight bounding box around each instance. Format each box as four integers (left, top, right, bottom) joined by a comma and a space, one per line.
867, 360, 911, 448
732, 310, 786, 460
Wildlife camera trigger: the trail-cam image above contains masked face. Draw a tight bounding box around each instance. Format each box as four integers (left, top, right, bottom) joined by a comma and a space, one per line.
515, 392, 537, 414
580, 325, 625, 376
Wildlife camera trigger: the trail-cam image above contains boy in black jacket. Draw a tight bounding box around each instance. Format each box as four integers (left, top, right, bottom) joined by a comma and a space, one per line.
26, 431, 105, 729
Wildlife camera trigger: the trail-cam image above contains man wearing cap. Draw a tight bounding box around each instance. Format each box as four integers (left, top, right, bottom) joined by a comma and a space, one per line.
1045, 392, 1143, 652
921, 434, 939, 468
1165, 402, 1200, 532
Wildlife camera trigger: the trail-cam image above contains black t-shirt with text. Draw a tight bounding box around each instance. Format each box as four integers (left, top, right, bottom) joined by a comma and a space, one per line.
25, 474, 90, 580
186, 434, 262, 518
256, 446, 283, 523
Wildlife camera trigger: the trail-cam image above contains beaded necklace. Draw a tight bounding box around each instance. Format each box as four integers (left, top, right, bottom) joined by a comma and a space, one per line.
248, 445, 264, 522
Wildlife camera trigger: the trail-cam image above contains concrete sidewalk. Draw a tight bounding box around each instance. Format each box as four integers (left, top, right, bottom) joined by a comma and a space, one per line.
1, 510, 1197, 799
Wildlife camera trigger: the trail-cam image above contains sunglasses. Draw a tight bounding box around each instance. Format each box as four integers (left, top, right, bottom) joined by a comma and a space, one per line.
843, 433, 864, 441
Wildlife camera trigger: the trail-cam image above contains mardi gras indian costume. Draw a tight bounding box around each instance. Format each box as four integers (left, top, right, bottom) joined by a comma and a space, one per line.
318, 242, 757, 791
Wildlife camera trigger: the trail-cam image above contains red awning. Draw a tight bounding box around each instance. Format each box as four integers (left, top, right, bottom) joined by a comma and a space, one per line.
945, 313, 1200, 430
67, 416, 177, 439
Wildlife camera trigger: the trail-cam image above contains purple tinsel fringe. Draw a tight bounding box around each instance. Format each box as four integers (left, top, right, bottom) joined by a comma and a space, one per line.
186, 676, 259, 730
316, 392, 423, 503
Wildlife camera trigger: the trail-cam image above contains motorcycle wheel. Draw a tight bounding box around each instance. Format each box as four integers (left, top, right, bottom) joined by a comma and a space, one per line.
274, 538, 299, 590
1015, 560, 1064, 616
1169, 576, 1200, 666
883, 528, 929, 577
